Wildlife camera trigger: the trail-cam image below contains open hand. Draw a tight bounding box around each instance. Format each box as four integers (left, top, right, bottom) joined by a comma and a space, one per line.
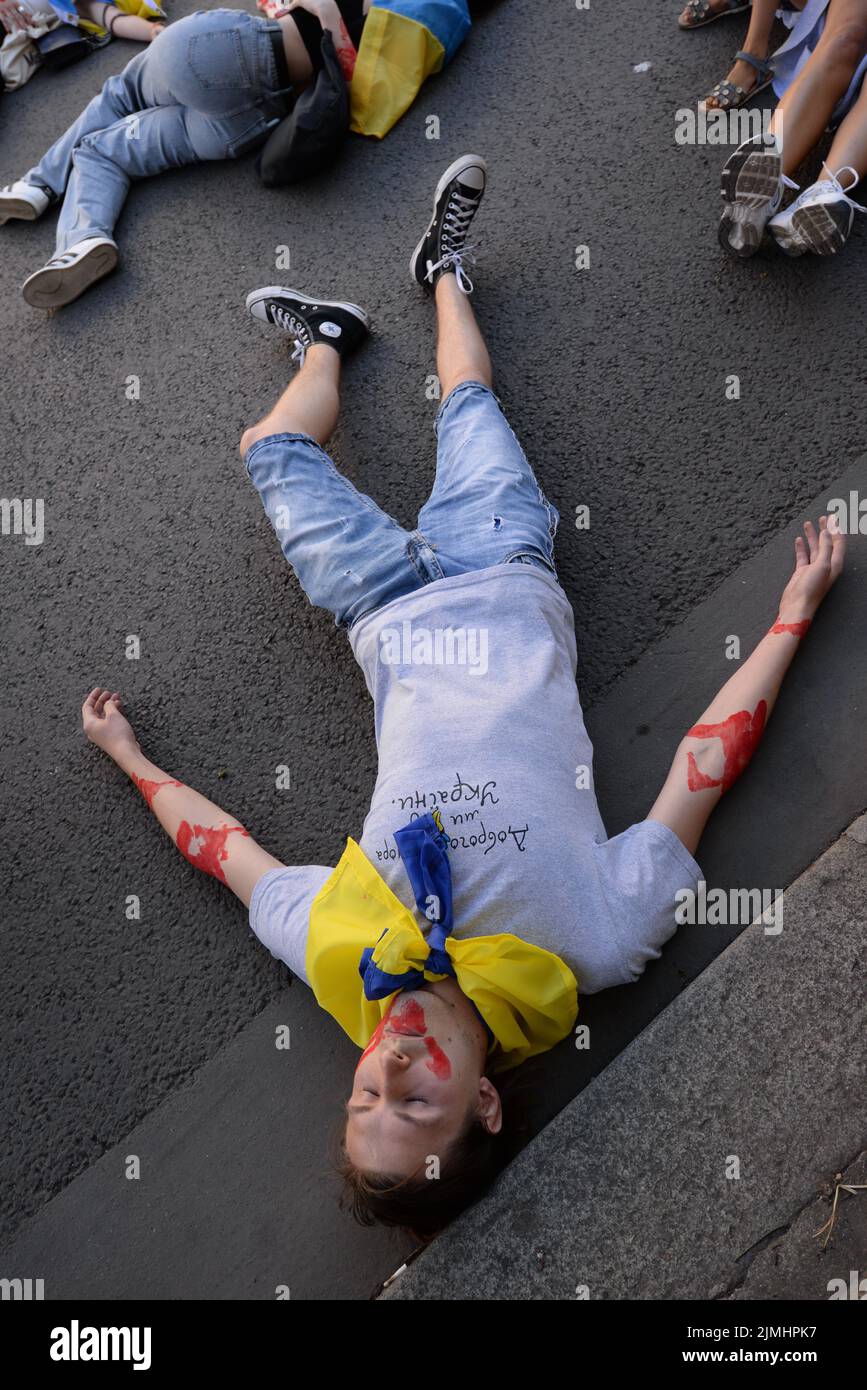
82, 687, 140, 761
0, 0, 35, 34
778, 516, 846, 623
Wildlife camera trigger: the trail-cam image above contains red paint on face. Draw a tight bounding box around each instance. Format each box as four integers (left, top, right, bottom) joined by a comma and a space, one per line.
686, 701, 767, 794
132, 772, 183, 810
770, 618, 811, 638
423, 1036, 452, 1081
176, 821, 249, 883
388, 997, 427, 1035
357, 1014, 387, 1069
356, 997, 401, 1068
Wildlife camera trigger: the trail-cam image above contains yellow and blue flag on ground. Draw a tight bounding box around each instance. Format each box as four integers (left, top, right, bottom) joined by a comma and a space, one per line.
350, 0, 472, 139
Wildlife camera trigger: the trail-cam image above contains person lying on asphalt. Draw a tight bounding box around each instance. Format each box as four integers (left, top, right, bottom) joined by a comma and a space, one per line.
0, 1, 367, 307
81, 155, 847, 1239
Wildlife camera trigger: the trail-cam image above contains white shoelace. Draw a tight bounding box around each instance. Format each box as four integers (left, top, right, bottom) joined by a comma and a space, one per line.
427, 189, 481, 293
788, 164, 866, 215
427, 245, 478, 294
814, 164, 867, 213
271, 304, 312, 365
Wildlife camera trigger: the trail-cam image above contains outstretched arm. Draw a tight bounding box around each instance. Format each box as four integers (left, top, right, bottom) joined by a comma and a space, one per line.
77, 1, 164, 41
648, 516, 846, 856
82, 689, 284, 906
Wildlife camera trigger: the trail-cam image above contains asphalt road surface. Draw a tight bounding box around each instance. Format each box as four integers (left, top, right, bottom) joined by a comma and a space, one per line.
1, 0, 865, 1285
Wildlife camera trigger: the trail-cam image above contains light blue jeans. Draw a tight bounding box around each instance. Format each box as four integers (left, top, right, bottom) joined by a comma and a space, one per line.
24, 10, 291, 255
244, 381, 561, 629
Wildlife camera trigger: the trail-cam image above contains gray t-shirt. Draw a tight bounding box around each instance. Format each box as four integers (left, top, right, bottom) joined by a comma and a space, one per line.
250, 565, 701, 994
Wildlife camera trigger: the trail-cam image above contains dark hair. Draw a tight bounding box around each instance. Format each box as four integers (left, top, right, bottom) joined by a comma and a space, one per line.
335, 1073, 533, 1242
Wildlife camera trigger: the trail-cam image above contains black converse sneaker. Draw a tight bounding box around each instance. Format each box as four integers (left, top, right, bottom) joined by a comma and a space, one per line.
718, 133, 798, 258
245, 287, 370, 364
410, 154, 487, 293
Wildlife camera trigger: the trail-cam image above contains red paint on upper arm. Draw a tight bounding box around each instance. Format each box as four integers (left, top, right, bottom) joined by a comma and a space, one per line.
176, 821, 250, 883
685, 701, 767, 794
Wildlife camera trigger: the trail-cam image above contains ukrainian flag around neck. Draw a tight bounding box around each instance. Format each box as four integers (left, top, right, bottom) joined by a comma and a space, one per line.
306, 812, 578, 1073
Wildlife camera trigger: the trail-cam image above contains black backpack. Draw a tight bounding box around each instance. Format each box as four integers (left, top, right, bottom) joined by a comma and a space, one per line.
256, 30, 349, 187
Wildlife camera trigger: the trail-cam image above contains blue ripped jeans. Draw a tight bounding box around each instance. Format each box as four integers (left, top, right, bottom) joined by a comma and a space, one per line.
24, 10, 291, 256
243, 381, 561, 629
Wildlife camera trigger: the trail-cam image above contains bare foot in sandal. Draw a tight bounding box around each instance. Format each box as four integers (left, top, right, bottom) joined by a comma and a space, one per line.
701, 49, 774, 111
678, 0, 750, 31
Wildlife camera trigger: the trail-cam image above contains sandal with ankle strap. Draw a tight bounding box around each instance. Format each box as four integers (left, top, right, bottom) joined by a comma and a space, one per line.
679, 0, 750, 30
702, 51, 775, 110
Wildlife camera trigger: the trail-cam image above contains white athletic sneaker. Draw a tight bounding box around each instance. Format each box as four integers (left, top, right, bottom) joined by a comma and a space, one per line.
768, 165, 866, 257
0, 181, 50, 225
718, 134, 799, 258
21, 237, 119, 309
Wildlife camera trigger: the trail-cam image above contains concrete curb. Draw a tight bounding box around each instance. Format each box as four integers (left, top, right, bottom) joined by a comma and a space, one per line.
381, 815, 867, 1300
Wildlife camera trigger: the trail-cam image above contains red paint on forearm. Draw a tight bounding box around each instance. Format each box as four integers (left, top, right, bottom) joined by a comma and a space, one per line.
770, 618, 811, 638
334, 18, 357, 82
686, 701, 767, 794
132, 772, 183, 810
176, 821, 249, 883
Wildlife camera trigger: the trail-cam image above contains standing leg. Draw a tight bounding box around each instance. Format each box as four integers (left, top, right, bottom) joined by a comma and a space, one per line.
240, 288, 435, 628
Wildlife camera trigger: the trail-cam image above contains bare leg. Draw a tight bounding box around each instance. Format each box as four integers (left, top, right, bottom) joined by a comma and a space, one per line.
822, 72, 867, 176
704, 0, 782, 108
239, 345, 341, 457
771, 0, 867, 175
435, 274, 493, 400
